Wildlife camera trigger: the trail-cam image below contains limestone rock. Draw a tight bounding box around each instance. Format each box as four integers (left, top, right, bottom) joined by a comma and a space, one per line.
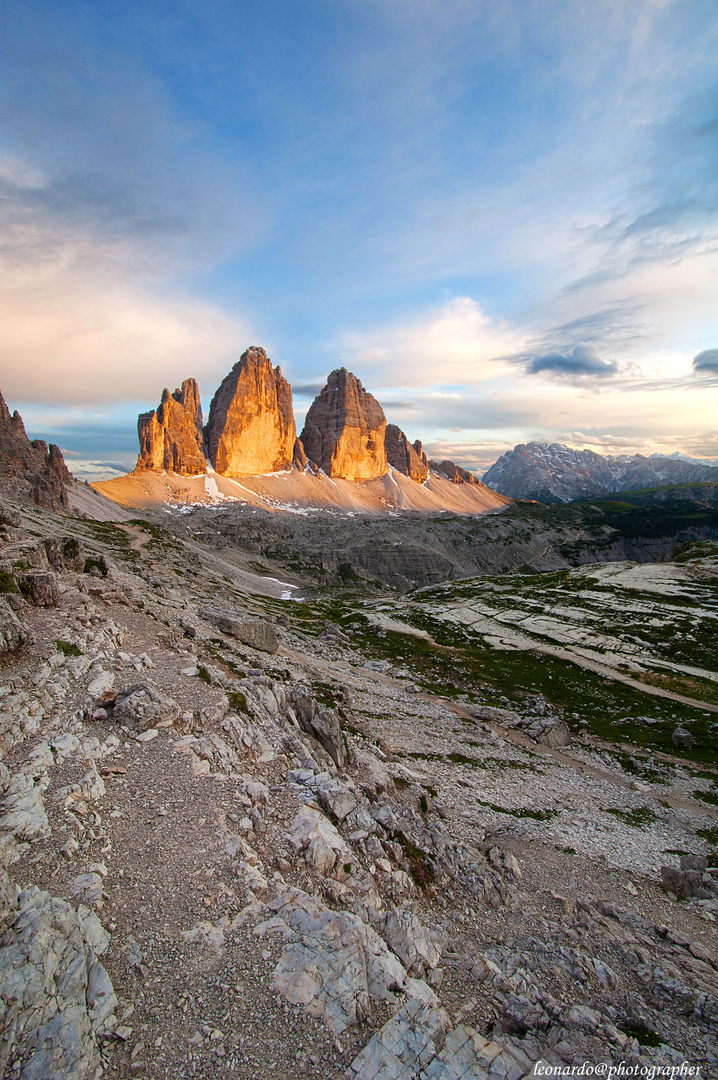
136, 378, 206, 475
17, 570, 59, 608
111, 683, 180, 733
293, 437, 308, 470
300, 369, 387, 481
354, 747, 395, 801
0, 775, 50, 843
385, 425, 428, 483
347, 998, 450, 1078
0, 597, 33, 654
0, 885, 115, 1079
43, 537, 86, 573
0, 391, 72, 510
430, 459, 479, 485
198, 608, 278, 653
536, 720, 571, 748
206, 347, 296, 476
375, 908, 448, 976
268, 888, 412, 1034
286, 805, 351, 862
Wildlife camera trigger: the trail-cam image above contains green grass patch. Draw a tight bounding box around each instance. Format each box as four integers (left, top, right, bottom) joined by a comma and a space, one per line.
0, 571, 17, 594
55, 640, 82, 657
228, 690, 248, 713
83, 556, 108, 577
605, 806, 658, 828
393, 830, 436, 892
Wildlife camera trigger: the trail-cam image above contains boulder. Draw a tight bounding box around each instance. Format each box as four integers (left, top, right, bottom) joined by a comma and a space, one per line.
305, 707, 347, 768
269, 888, 415, 1034
375, 908, 447, 975
0, 885, 115, 1079
316, 777, 358, 822
672, 726, 695, 749
0, 596, 33, 654
43, 536, 86, 573
198, 607, 278, 653
537, 720, 571, 748
286, 805, 351, 861
385, 424, 428, 483
300, 369, 387, 481
661, 865, 712, 900
206, 346, 296, 476
111, 684, 180, 733
136, 378, 206, 475
0, 775, 50, 842
353, 747, 395, 800
18, 571, 59, 608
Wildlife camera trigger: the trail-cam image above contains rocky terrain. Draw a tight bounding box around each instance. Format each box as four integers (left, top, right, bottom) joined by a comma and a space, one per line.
157, 487, 718, 592
483, 443, 718, 503
1, 424, 718, 1080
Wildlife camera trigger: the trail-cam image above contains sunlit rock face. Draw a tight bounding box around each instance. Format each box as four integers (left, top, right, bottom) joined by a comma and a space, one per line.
385, 425, 428, 483
136, 378, 206, 476
205, 347, 296, 477
301, 368, 387, 481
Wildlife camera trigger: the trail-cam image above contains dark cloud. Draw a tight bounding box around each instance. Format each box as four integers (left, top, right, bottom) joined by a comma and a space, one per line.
528, 344, 617, 378
291, 383, 325, 397
693, 348, 718, 373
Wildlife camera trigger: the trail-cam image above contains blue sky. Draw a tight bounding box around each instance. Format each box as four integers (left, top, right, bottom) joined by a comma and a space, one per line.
0, 0, 716, 478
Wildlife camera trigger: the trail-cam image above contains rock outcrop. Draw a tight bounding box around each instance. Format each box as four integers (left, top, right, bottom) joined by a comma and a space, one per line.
136, 378, 206, 476
430, 459, 479, 485
0, 391, 72, 510
300, 369, 387, 481
206, 347, 296, 476
385, 425, 428, 483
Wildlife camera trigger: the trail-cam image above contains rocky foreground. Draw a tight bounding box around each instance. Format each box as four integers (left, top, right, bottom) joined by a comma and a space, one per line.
0, 499, 717, 1080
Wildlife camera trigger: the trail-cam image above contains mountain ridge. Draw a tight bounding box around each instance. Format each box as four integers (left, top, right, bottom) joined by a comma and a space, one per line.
483, 441, 718, 502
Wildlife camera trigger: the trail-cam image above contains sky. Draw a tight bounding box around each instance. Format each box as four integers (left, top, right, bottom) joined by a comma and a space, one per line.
0, 0, 717, 480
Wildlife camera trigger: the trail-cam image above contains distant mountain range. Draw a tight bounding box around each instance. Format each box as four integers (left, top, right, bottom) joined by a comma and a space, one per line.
482, 442, 718, 503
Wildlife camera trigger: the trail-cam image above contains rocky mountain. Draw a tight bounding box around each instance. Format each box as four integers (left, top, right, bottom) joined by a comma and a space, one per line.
483, 442, 718, 502
205, 346, 296, 476
430, 459, 481, 486
300, 368, 387, 481
129, 353, 491, 504
385, 425, 429, 482
0, 390, 73, 510
136, 378, 206, 475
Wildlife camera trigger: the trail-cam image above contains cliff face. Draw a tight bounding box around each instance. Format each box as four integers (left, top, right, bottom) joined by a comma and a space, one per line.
301, 369, 387, 481
136, 379, 206, 476
385, 425, 428, 483
206, 347, 296, 477
430, 459, 479, 485
0, 391, 72, 510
